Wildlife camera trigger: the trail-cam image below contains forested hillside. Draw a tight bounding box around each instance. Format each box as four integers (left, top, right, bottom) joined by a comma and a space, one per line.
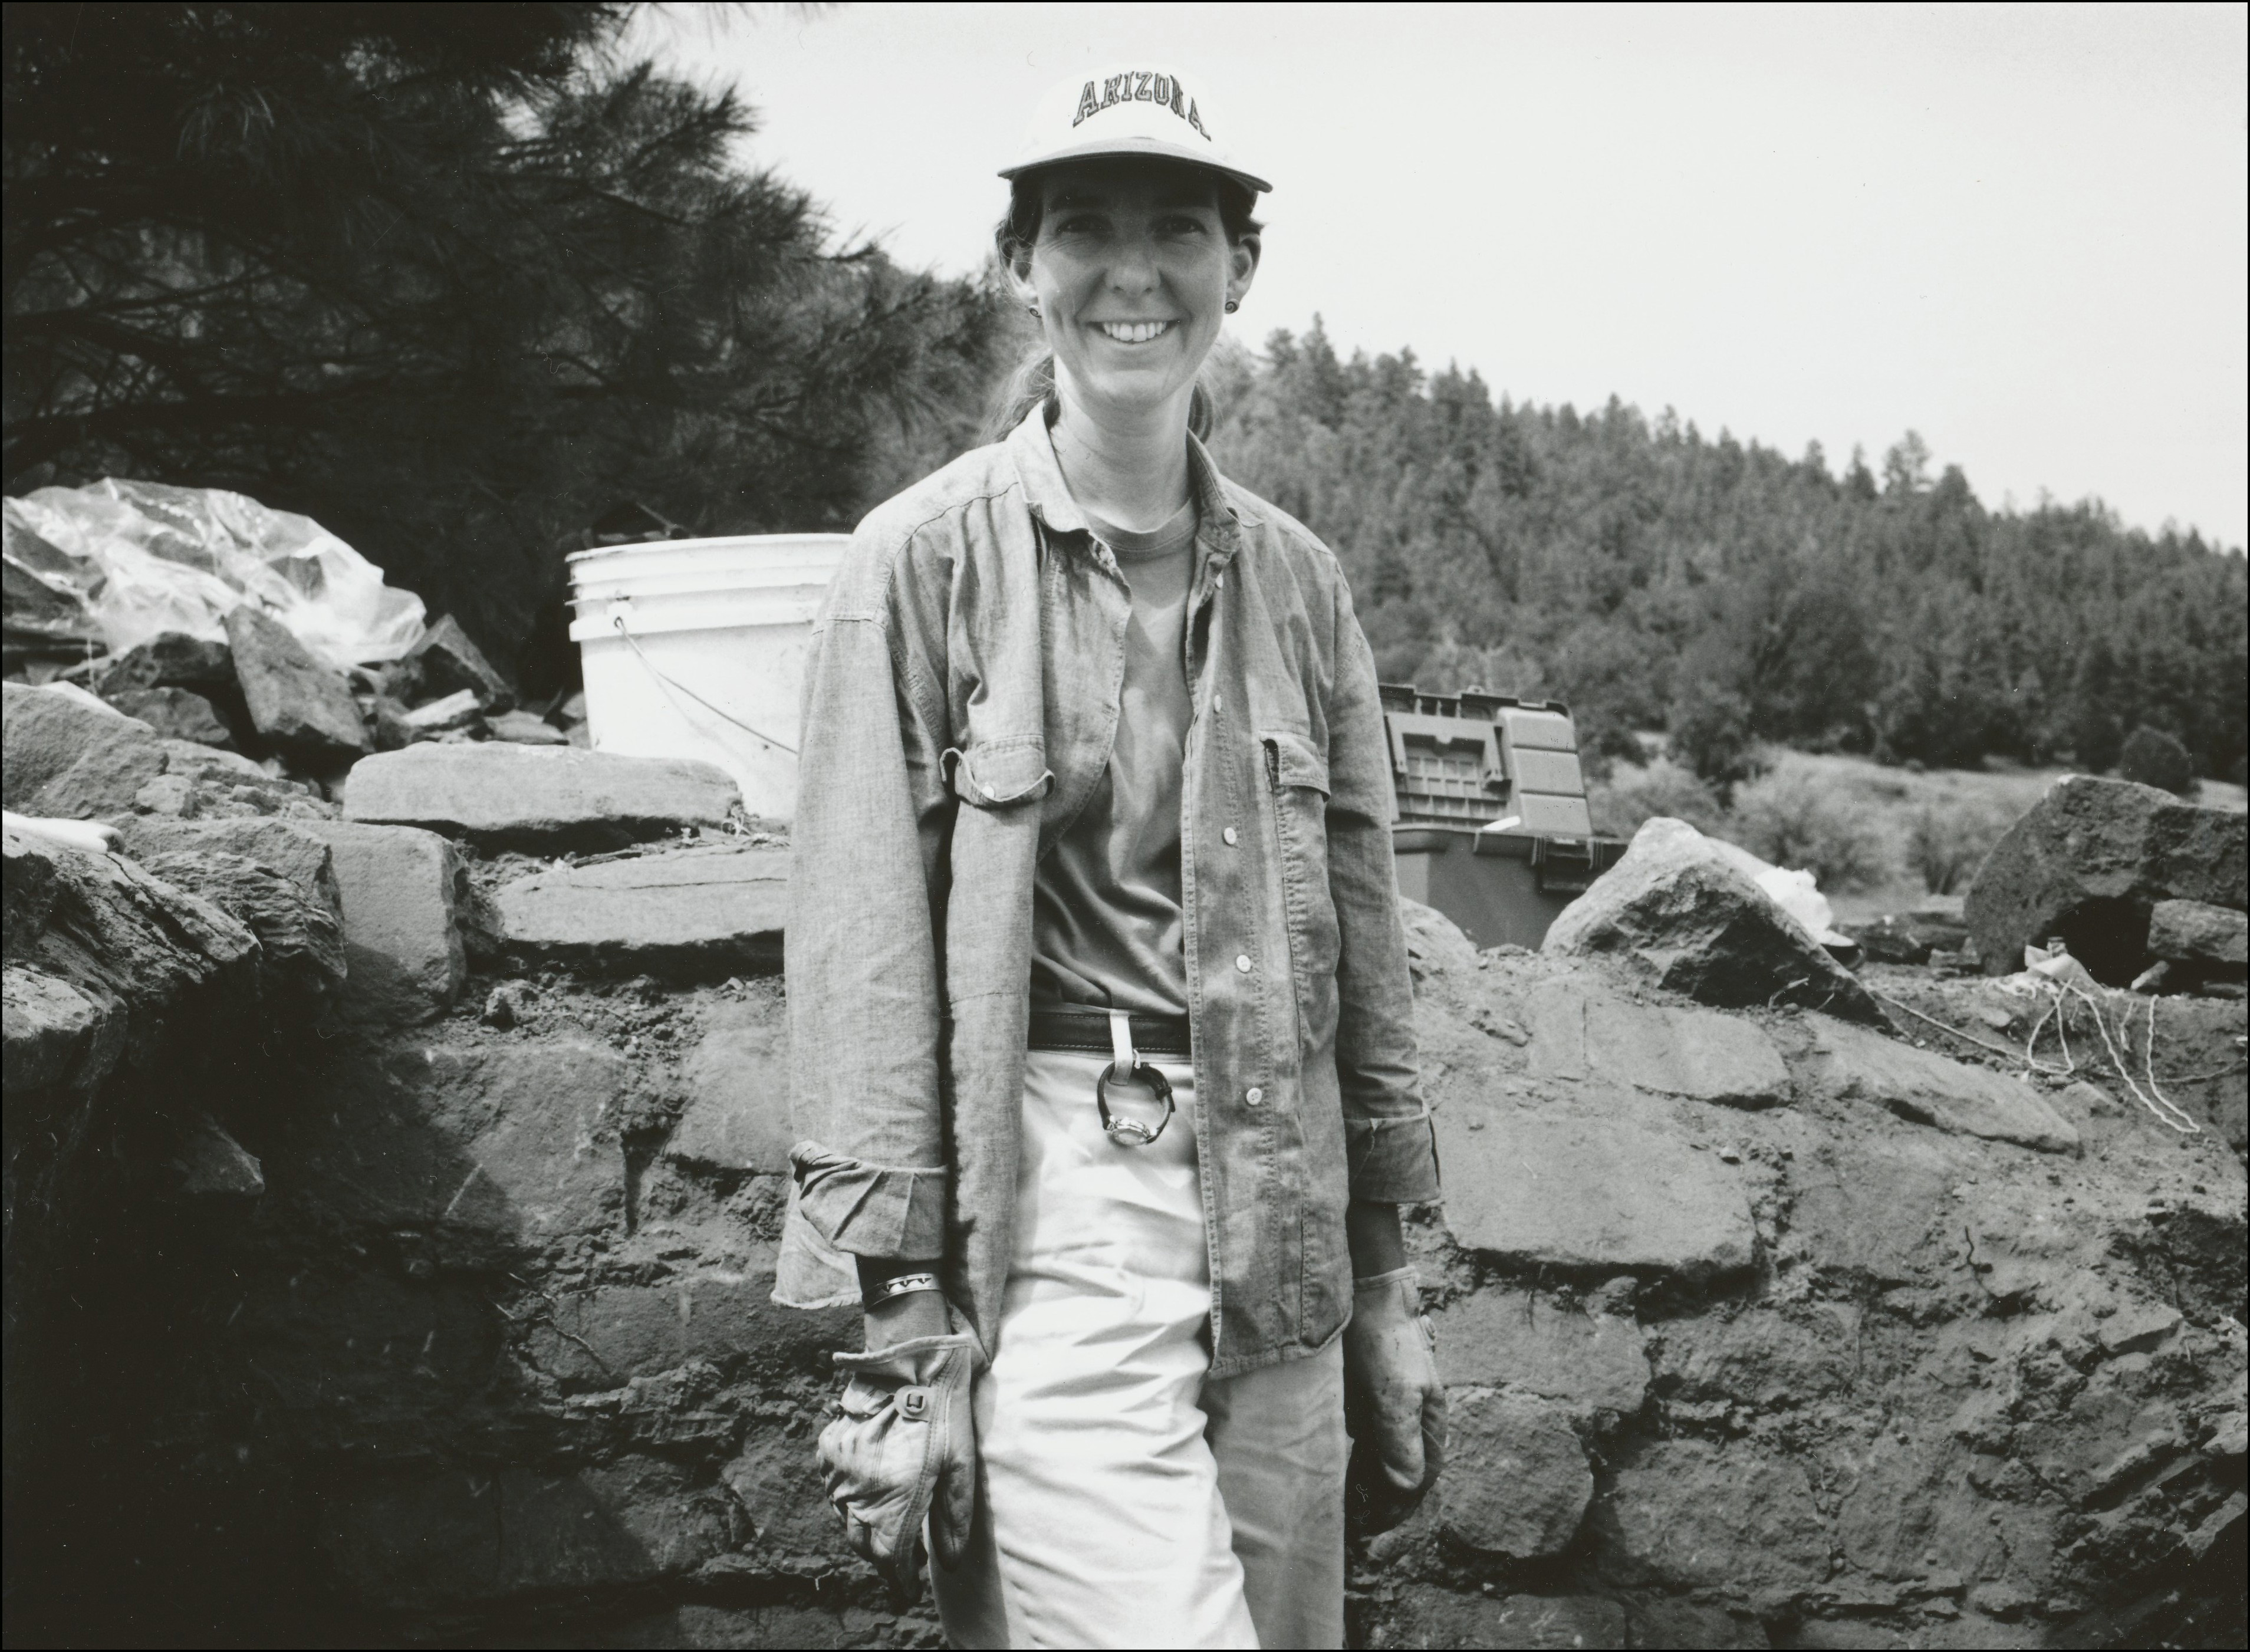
1206, 324, 2248, 782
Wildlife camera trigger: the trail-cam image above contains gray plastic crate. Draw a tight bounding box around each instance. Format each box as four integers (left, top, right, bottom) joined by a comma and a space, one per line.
1379, 683, 1623, 949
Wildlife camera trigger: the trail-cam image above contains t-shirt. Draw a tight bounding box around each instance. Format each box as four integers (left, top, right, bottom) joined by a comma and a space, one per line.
1029, 498, 1200, 1016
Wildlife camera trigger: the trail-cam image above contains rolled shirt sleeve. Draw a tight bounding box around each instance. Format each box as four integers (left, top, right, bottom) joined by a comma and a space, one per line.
787, 528, 956, 1258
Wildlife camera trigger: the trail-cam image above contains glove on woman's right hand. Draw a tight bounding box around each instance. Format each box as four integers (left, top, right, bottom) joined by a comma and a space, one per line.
818, 1332, 980, 1601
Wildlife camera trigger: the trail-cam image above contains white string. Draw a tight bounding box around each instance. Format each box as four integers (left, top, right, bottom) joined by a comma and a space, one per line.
1876, 972, 2202, 1136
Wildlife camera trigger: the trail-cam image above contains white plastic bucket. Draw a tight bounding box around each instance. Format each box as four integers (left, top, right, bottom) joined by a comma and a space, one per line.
568, 534, 850, 823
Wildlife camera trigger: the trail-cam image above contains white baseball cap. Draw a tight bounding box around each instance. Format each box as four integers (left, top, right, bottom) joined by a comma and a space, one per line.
999, 64, 1271, 196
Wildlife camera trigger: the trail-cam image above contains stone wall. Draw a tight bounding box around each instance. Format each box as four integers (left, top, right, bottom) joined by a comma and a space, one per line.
4, 735, 2245, 1648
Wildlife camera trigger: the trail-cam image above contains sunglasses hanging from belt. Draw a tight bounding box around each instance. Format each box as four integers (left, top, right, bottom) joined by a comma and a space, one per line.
1096, 1008, 1176, 1147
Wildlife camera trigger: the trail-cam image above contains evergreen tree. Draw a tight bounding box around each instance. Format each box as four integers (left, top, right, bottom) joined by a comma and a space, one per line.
4, 2, 1009, 686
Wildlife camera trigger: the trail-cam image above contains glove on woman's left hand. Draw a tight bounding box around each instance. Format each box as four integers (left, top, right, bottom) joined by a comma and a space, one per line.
1343, 1266, 1446, 1536
819, 1331, 981, 1601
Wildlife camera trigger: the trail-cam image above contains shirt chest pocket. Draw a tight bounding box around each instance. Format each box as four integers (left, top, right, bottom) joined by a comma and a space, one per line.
945, 737, 1054, 808
1257, 728, 1341, 1015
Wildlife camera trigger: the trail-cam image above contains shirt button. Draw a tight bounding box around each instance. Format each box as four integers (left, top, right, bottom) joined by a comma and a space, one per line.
1245, 1086, 1264, 1107
1212, 695, 1223, 715
1235, 954, 1252, 974
1222, 826, 1239, 846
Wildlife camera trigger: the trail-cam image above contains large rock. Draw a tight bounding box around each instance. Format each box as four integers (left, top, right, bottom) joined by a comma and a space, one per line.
1434, 1389, 1593, 1558
224, 604, 369, 764
94, 631, 234, 695
438, 1039, 626, 1239
665, 998, 791, 1171
1435, 1095, 1756, 1278
3, 824, 256, 1094
98, 687, 233, 748
2, 681, 167, 817
1966, 775, 2246, 983
344, 745, 739, 850
139, 849, 344, 1007
297, 820, 468, 1022
1544, 817, 1886, 1025
1431, 1289, 1650, 1416
1801, 1014, 2079, 1154
135, 739, 334, 822
1526, 975, 1791, 1107
113, 816, 348, 1006
274, 1037, 624, 1245
1371, 1587, 1627, 1651
491, 844, 784, 976
2147, 899, 2247, 970
1596, 1439, 1828, 1589
389, 614, 514, 712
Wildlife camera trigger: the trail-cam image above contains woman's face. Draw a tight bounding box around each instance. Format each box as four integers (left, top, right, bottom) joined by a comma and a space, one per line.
1011, 160, 1259, 422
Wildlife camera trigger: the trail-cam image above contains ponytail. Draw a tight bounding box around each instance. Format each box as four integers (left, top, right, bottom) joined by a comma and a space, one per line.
983, 347, 1217, 446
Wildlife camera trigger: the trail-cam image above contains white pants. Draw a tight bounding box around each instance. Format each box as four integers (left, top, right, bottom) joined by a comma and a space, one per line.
933, 1048, 1348, 1651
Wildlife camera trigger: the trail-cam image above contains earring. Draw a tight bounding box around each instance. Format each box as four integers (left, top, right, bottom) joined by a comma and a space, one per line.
1225, 300, 1239, 314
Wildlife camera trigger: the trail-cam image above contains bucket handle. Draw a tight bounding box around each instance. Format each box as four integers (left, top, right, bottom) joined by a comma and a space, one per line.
609, 607, 798, 756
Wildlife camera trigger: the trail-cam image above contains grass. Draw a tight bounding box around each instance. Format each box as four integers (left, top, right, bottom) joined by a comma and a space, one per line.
1590, 747, 2248, 927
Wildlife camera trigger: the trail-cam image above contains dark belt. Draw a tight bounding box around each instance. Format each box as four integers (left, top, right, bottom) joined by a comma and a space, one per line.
1027, 1008, 1192, 1059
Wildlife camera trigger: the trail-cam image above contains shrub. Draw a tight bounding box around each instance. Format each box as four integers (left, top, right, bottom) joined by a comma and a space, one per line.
1727, 770, 1891, 891
1670, 691, 1763, 800
1588, 758, 1728, 839
2117, 726, 2196, 795
1906, 801, 2012, 894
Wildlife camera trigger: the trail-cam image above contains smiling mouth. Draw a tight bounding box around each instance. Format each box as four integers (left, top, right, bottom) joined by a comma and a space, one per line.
1094, 320, 1176, 344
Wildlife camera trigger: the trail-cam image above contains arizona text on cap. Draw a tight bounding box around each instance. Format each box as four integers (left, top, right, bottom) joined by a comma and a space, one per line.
999, 65, 1272, 195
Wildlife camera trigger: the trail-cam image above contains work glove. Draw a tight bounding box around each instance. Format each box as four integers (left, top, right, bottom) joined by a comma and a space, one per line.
818, 1331, 981, 1601
1343, 1266, 1447, 1536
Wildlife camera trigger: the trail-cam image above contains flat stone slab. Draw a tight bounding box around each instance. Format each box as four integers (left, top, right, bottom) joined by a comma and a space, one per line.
1527, 977, 1791, 1107
1432, 1289, 1650, 1416
1436, 1093, 1756, 1277
346, 744, 739, 850
1802, 1015, 2079, 1154
494, 844, 785, 978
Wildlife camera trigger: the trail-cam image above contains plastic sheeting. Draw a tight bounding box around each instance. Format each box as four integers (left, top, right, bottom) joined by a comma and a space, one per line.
1706, 834, 1857, 949
2, 478, 425, 668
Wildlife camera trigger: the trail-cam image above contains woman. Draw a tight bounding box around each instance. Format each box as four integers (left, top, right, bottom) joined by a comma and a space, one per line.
787, 65, 1445, 1650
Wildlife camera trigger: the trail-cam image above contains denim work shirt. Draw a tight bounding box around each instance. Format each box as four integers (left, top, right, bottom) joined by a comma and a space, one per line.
785, 408, 1439, 1377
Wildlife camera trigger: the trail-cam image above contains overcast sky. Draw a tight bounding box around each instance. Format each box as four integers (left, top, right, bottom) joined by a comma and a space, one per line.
634, 2, 2249, 548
